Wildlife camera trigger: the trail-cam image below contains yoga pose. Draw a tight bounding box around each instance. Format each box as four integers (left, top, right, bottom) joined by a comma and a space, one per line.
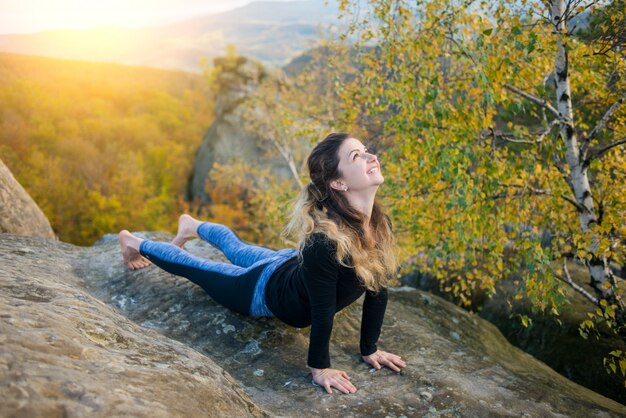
118, 132, 406, 394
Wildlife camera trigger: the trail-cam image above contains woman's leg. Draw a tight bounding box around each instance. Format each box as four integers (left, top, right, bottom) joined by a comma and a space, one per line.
119, 230, 261, 314
196, 222, 280, 267
172, 214, 281, 267
141, 240, 265, 314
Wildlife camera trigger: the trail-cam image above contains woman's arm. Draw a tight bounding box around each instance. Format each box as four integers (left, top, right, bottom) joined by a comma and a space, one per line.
302, 233, 356, 393
302, 233, 338, 369
360, 288, 388, 356
360, 289, 407, 372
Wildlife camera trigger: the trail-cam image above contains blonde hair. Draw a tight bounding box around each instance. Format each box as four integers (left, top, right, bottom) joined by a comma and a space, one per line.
282, 133, 397, 292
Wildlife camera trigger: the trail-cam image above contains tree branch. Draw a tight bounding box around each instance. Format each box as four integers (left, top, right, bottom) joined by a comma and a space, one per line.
498, 182, 551, 194
445, 33, 479, 67
565, 1, 602, 32
502, 83, 560, 117
496, 136, 541, 145
561, 195, 586, 212
588, 136, 626, 162
491, 183, 552, 200
491, 191, 551, 200
490, 120, 558, 145
538, 119, 560, 143
582, 91, 626, 158
553, 258, 599, 305
590, 98, 626, 136
552, 151, 575, 193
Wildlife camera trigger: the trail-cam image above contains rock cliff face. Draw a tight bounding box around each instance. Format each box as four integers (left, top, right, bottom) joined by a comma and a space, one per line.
2, 232, 625, 417
189, 56, 291, 203
0, 158, 55, 239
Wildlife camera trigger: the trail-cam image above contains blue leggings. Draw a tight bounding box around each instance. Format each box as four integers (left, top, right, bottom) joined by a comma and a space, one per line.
138, 222, 298, 316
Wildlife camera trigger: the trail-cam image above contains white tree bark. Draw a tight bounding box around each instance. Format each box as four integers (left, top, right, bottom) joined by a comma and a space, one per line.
550, 0, 615, 300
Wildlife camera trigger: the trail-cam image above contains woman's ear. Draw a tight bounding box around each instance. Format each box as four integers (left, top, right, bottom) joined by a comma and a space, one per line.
329, 179, 344, 191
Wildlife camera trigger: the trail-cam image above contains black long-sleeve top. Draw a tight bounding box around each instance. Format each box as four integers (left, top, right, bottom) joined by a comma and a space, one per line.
265, 232, 388, 369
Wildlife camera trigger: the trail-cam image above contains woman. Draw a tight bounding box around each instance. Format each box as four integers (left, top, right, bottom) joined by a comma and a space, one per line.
118, 132, 406, 394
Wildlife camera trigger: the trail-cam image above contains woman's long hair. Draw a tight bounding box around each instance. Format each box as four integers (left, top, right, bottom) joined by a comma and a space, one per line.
283, 132, 397, 292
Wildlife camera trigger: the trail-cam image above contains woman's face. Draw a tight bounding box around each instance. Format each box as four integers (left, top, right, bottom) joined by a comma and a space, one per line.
331, 137, 383, 192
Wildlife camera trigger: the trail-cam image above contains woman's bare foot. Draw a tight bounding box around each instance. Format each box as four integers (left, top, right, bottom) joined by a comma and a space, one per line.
171, 214, 201, 248
118, 230, 151, 270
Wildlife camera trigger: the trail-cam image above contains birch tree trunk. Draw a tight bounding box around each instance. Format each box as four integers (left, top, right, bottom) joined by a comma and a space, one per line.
551, 0, 623, 321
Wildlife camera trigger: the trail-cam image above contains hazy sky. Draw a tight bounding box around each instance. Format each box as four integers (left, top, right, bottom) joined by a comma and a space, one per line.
0, 0, 307, 34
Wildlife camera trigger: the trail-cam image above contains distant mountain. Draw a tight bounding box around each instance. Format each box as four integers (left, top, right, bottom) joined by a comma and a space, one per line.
0, 0, 343, 72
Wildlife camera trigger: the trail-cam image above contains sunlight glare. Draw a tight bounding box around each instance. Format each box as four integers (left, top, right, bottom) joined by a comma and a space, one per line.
1, 0, 245, 34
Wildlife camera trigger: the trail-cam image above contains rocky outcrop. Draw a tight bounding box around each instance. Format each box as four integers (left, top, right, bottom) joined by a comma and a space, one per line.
478, 261, 626, 405
0, 233, 265, 417
188, 56, 291, 203
0, 158, 55, 239
2, 232, 625, 417
401, 263, 626, 405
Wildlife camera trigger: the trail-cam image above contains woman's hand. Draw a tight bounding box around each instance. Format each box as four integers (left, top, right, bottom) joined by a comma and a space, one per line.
362, 350, 406, 372
310, 367, 357, 394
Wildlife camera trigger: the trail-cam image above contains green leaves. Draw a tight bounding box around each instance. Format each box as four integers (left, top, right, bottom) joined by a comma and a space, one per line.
604, 350, 626, 378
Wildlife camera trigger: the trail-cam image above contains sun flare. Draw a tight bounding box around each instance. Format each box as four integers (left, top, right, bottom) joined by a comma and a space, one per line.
0, 0, 254, 34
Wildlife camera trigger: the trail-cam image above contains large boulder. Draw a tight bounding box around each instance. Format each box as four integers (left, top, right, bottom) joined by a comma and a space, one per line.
189, 56, 291, 203
2, 232, 625, 417
0, 233, 266, 417
0, 158, 55, 239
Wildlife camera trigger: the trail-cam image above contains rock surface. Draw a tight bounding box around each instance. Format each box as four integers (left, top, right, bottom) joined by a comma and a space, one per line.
2, 232, 625, 417
401, 263, 626, 404
0, 234, 266, 418
0, 158, 55, 239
